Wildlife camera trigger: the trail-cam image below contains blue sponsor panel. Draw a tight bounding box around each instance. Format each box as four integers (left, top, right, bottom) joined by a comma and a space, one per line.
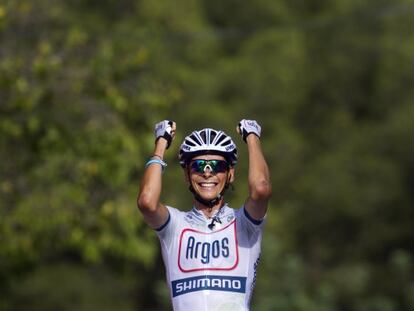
172, 275, 247, 297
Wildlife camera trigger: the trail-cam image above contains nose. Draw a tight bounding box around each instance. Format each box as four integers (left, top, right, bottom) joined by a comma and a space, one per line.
203, 164, 213, 176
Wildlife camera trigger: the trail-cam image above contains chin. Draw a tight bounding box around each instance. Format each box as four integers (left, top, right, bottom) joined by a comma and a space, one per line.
199, 193, 218, 200
196, 190, 219, 200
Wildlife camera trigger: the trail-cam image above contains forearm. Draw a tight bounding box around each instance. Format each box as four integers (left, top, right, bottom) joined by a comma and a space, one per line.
246, 135, 271, 201
137, 139, 168, 212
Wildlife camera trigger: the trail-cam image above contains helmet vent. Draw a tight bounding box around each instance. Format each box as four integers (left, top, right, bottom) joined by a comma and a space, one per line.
210, 131, 217, 143
185, 139, 196, 147
200, 130, 207, 144
215, 134, 224, 144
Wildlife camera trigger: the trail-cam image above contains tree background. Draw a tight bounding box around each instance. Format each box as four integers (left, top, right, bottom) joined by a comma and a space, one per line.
1, 0, 413, 310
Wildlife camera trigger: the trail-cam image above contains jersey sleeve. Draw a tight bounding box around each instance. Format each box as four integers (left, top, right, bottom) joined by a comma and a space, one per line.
237, 205, 266, 240
155, 205, 180, 248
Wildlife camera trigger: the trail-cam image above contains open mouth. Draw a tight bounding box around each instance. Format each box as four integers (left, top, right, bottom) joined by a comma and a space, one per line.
198, 182, 218, 189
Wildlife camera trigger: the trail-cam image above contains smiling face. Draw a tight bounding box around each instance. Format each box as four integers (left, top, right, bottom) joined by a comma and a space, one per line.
186, 154, 234, 203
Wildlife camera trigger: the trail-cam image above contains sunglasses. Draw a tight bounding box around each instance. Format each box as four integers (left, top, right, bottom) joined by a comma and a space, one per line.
189, 159, 230, 174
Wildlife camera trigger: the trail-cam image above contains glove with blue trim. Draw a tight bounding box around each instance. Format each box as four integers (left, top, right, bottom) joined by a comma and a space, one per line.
154, 120, 175, 149
237, 119, 261, 142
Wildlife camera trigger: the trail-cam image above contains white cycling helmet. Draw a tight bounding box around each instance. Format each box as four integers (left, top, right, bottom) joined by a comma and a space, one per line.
179, 128, 238, 167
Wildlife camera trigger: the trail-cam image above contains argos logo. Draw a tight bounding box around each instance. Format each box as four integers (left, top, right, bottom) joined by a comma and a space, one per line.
186, 236, 229, 264
178, 220, 238, 272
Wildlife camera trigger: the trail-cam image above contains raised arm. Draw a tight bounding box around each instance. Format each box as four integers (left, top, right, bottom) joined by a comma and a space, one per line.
237, 119, 272, 220
137, 120, 176, 229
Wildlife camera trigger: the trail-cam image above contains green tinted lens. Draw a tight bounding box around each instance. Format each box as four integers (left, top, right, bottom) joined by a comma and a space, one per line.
219, 161, 230, 172
209, 160, 229, 172
190, 160, 207, 173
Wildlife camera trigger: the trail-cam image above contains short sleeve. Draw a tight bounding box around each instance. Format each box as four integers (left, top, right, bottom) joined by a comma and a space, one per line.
155, 205, 181, 248
236, 206, 266, 241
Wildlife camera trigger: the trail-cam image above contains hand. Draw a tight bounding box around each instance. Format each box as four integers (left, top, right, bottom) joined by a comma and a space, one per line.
154, 120, 176, 149
237, 119, 261, 142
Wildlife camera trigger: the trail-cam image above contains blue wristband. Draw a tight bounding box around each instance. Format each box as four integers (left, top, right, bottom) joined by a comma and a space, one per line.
145, 158, 167, 171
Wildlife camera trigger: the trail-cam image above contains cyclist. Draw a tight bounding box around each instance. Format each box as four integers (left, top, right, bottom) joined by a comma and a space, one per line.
137, 119, 271, 310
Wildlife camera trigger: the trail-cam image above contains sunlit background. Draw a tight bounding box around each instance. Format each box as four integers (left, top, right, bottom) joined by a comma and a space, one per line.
1, 0, 414, 310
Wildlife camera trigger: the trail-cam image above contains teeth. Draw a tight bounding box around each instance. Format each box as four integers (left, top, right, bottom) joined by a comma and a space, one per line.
200, 182, 216, 187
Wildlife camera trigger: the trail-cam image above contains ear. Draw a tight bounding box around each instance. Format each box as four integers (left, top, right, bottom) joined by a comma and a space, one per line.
228, 167, 235, 183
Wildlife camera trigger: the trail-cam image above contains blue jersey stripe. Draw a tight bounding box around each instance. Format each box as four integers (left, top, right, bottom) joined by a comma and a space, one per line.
243, 206, 263, 225
172, 275, 247, 297
155, 212, 171, 231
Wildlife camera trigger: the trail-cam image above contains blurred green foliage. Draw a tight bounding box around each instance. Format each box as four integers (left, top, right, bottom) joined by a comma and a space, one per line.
1, 0, 413, 310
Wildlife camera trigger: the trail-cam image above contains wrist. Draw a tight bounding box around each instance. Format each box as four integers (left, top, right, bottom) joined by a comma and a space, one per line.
154, 139, 168, 157
152, 154, 163, 160
245, 132, 260, 143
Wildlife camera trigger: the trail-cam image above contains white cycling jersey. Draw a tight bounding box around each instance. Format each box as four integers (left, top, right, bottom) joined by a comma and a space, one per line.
156, 204, 265, 311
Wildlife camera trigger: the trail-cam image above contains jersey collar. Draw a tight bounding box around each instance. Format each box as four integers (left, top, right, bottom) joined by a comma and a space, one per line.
191, 203, 229, 222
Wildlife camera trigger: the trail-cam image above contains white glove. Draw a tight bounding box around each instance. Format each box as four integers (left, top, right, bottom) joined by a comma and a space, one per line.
237, 119, 261, 142
154, 120, 174, 149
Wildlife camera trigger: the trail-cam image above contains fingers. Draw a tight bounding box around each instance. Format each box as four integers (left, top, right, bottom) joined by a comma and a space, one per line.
170, 121, 177, 139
